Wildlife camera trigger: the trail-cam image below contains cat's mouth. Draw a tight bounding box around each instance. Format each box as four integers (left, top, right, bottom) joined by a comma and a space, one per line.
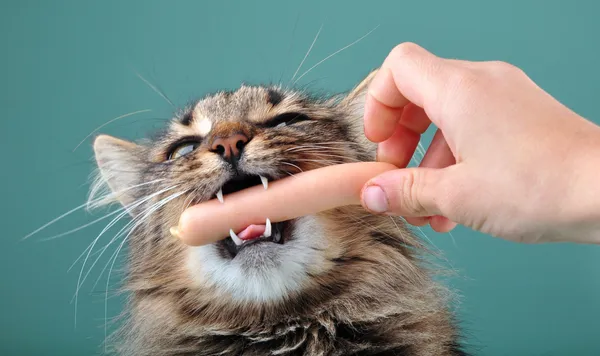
214, 174, 290, 257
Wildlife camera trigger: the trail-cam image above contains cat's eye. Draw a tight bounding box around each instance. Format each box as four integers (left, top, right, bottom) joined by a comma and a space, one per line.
168, 141, 201, 160
265, 112, 311, 128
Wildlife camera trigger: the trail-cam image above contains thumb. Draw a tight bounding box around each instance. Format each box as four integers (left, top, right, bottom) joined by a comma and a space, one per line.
361, 167, 452, 217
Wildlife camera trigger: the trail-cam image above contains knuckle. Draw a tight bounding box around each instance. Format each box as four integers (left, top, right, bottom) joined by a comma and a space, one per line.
400, 170, 427, 215
487, 60, 524, 78
390, 42, 421, 60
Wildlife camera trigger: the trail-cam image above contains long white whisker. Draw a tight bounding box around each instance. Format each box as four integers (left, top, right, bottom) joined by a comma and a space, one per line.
100, 190, 186, 350
39, 208, 123, 241
415, 140, 426, 163
23, 202, 104, 241
72, 109, 152, 152
90, 190, 181, 293
293, 25, 379, 84
135, 72, 175, 107
80, 189, 186, 293
68, 243, 104, 273
102, 232, 127, 352
73, 185, 178, 327
294, 158, 340, 165
278, 12, 301, 85
285, 146, 353, 153
281, 161, 304, 172
290, 24, 323, 83
23, 179, 165, 241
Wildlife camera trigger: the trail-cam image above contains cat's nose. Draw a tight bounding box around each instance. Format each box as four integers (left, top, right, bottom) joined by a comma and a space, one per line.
210, 133, 249, 163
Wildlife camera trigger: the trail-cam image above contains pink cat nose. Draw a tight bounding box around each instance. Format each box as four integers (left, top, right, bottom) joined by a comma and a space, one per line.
211, 133, 249, 162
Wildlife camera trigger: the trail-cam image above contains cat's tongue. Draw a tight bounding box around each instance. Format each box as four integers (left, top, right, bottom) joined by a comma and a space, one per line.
237, 224, 266, 241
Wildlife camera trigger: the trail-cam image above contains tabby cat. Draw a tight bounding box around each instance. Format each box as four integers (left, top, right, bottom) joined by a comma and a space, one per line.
92, 70, 467, 355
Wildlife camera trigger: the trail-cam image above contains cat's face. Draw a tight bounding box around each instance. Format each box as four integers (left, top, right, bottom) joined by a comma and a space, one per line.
93, 72, 415, 306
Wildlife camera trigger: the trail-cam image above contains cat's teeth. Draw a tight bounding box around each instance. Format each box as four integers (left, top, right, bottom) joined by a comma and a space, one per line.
229, 229, 243, 246
260, 176, 268, 190
216, 188, 224, 203
264, 218, 272, 238
273, 231, 281, 243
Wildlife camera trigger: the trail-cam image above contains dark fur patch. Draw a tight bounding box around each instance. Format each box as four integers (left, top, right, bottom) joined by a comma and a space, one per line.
180, 111, 193, 126
266, 88, 283, 106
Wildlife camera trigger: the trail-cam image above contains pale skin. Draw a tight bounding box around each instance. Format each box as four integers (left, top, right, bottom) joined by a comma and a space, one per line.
173, 42, 600, 246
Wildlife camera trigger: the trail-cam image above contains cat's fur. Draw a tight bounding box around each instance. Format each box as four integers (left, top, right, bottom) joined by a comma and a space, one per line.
92, 70, 467, 355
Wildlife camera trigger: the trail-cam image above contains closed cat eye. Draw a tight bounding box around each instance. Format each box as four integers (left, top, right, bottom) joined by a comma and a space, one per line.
168, 141, 201, 160
265, 112, 311, 128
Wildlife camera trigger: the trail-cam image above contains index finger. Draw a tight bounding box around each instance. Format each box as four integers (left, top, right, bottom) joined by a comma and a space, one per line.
364, 43, 449, 142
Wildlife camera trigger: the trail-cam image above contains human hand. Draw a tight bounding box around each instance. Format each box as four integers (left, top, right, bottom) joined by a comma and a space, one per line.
361, 43, 600, 243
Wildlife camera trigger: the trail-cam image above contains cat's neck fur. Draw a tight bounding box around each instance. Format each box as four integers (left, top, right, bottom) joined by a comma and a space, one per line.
113, 207, 465, 356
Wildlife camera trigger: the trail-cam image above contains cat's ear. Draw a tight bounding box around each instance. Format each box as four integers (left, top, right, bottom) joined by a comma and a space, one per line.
93, 135, 142, 208
340, 69, 379, 112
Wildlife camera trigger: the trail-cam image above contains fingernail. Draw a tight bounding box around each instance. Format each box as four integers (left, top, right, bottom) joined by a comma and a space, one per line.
363, 185, 388, 213
169, 226, 181, 239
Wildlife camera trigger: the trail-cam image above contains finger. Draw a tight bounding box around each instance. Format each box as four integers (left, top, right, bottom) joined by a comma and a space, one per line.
419, 129, 456, 168
404, 217, 430, 226
362, 167, 448, 217
429, 216, 457, 233
364, 43, 451, 142
377, 104, 433, 168
415, 129, 456, 227
363, 69, 406, 142
173, 162, 397, 246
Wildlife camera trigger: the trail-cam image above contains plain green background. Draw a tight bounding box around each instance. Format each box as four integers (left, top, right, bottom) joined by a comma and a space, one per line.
2, 1, 600, 355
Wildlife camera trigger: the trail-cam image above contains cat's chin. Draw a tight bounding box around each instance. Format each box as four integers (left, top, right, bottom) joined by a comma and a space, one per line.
187, 215, 330, 302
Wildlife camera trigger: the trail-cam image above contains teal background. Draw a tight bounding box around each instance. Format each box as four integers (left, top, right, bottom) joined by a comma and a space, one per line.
1, 0, 600, 355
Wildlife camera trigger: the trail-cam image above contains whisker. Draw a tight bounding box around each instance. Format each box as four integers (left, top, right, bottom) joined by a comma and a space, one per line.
135, 72, 175, 107
294, 158, 341, 165
103, 233, 127, 352
278, 12, 301, 85
414, 140, 427, 164
293, 25, 379, 85
82, 188, 186, 291
72, 109, 152, 152
280, 161, 304, 173
39, 208, 123, 241
73, 185, 179, 327
68, 243, 104, 273
99, 190, 186, 350
284, 146, 354, 153
447, 230, 458, 247
83, 188, 187, 293
87, 178, 167, 210
290, 24, 323, 83
76, 186, 180, 291
23, 179, 166, 241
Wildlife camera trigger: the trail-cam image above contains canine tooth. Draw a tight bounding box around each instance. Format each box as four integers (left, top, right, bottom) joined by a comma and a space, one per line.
229, 229, 243, 246
216, 188, 224, 203
260, 176, 268, 190
264, 218, 272, 238
273, 232, 281, 243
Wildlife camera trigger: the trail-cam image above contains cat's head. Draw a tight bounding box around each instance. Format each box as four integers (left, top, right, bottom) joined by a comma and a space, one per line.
91, 70, 422, 314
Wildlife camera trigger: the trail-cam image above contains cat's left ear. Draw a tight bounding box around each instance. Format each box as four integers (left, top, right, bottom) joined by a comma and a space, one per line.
340, 69, 379, 113
93, 135, 143, 208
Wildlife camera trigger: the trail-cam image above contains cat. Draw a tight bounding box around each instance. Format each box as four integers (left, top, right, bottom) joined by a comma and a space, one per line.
91, 70, 468, 355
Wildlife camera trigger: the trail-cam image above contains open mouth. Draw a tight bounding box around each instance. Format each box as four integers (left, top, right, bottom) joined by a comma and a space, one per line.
214, 174, 290, 257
